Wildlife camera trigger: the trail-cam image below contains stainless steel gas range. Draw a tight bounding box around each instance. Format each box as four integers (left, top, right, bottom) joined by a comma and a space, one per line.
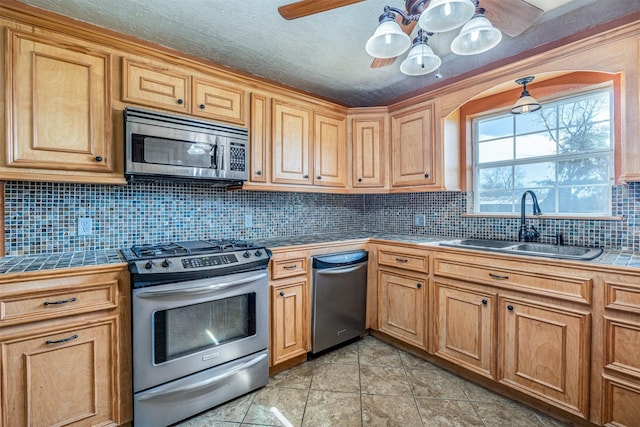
122, 239, 271, 427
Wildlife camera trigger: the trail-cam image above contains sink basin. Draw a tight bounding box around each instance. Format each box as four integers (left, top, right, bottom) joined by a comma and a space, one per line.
440, 239, 603, 261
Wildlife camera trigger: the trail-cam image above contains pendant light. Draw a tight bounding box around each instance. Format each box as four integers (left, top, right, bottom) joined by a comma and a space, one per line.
400, 30, 441, 76
418, 0, 476, 33
511, 76, 542, 114
365, 12, 412, 59
450, 6, 502, 55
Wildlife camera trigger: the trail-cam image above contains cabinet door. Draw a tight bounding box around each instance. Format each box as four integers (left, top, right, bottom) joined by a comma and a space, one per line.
6, 29, 112, 173
602, 375, 640, 427
352, 115, 386, 188
249, 94, 269, 182
434, 282, 496, 378
314, 112, 346, 187
390, 103, 436, 187
272, 99, 312, 185
1, 320, 118, 427
271, 279, 308, 365
122, 58, 190, 113
499, 296, 590, 418
378, 270, 426, 350
192, 77, 246, 125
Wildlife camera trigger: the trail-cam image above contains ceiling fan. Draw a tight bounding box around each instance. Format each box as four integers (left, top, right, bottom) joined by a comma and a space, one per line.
279, 0, 544, 68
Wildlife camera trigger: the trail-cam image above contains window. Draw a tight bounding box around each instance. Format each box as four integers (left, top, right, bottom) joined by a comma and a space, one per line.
473, 86, 614, 215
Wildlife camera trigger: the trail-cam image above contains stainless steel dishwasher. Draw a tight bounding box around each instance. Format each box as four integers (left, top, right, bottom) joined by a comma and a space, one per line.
311, 250, 368, 355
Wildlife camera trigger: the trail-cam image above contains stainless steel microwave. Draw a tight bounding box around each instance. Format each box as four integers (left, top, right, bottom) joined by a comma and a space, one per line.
124, 107, 249, 186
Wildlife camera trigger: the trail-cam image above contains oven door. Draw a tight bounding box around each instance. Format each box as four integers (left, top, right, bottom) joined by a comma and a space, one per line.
132, 270, 268, 393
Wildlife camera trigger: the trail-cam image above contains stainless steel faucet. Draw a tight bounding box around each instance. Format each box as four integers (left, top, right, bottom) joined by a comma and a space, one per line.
519, 190, 542, 242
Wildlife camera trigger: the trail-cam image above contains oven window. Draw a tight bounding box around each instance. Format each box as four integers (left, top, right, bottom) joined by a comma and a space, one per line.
153, 293, 256, 364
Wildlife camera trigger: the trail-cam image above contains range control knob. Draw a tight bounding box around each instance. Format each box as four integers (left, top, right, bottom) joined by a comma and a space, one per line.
161, 259, 172, 268
144, 261, 155, 270
243, 251, 251, 258
254, 250, 263, 257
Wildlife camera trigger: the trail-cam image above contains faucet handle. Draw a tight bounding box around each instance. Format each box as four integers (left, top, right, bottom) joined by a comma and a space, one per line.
544, 232, 564, 245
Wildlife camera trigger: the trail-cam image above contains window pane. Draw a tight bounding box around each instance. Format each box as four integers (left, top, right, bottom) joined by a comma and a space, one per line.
515, 111, 549, 134
477, 190, 516, 213
558, 186, 609, 214
515, 162, 555, 188
557, 157, 609, 185
478, 166, 512, 190
478, 138, 513, 163
558, 123, 611, 153
515, 132, 557, 159
477, 116, 513, 141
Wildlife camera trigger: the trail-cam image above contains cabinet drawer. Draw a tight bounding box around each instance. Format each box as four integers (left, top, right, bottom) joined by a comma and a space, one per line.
605, 280, 640, 314
604, 317, 640, 378
378, 247, 429, 273
434, 257, 592, 304
0, 281, 118, 326
271, 257, 308, 280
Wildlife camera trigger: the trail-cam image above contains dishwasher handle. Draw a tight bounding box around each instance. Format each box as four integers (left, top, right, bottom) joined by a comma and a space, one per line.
312, 250, 368, 269
314, 262, 367, 275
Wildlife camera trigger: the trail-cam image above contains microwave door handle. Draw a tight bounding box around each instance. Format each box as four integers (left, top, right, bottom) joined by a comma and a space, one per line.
210, 144, 218, 170
135, 272, 267, 299
217, 140, 224, 176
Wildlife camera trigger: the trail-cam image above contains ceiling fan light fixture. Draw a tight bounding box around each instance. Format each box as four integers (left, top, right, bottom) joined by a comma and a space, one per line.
511, 76, 542, 114
418, 0, 476, 33
450, 9, 502, 55
366, 14, 412, 58
400, 32, 441, 76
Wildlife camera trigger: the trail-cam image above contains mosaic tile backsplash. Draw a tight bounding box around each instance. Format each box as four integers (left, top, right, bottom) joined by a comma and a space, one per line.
5, 181, 640, 256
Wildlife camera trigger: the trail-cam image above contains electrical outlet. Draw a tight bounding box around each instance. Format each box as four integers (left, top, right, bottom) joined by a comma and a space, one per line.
244, 214, 253, 228
413, 214, 426, 227
78, 217, 92, 236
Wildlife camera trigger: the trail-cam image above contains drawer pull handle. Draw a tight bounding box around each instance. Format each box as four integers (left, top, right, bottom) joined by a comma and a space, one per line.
489, 273, 509, 280
395, 258, 408, 263
482, 299, 488, 305
416, 283, 422, 289
46, 334, 78, 345
507, 305, 514, 311
279, 291, 285, 297
282, 265, 297, 270
44, 297, 77, 306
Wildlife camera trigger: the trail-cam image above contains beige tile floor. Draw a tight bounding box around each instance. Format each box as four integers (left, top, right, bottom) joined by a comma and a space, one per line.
175, 336, 570, 427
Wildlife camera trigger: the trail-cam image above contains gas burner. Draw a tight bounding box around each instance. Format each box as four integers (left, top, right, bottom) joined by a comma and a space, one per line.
132, 242, 191, 258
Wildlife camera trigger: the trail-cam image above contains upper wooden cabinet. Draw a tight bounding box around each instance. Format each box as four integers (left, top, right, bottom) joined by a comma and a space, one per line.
2, 28, 122, 184
390, 101, 438, 188
350, 111, 387, 188
122, 57, 247, 126
313, 111, 346, 187
249, 94, 269, 183
271, 99, 313, 185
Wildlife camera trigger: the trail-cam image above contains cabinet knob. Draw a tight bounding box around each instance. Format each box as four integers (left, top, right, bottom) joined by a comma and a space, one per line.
507, 305, 514, 311
177, 98, 184, 105
416, 283, 422, 289
279, 291, 285, 297
482, 299, 488, 305
199, 104, 205, 109
303, 174, 309, 179
256, 170, 262, 176
95, 156, 103, 162
317, 176, 322, 180
424, 173, 430, 178
358, 178, 362, 182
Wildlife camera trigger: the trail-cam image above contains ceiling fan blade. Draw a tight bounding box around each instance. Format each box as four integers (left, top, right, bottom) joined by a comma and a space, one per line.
278, 0, 365, 20
482, 0, 544, 37
371, 20, 417, 69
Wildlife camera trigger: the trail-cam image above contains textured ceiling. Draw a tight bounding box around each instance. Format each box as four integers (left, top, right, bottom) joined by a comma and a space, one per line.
15, 0, 640, 107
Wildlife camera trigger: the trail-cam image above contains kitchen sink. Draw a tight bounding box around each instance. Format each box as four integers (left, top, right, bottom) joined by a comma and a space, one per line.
440, 239, 603, 261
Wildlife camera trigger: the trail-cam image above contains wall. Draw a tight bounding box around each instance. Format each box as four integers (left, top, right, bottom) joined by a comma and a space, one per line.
4, 181, 365, 255
365, 183, 640, 251
5, 182, 639, 256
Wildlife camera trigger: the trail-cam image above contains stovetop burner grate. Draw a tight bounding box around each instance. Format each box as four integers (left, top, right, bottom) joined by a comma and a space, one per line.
128, 239, 256, 260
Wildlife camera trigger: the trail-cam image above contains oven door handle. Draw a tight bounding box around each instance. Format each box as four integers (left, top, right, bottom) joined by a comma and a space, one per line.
136, 273, 267, 298
136, 352, 267, 401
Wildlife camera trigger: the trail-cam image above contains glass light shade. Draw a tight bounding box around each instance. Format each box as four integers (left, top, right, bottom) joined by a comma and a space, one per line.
511, 94, 542, 114
365, 20, 411, 58
450, 15, 502, 55
400, 43, 441, 76
418, 0, 476, 33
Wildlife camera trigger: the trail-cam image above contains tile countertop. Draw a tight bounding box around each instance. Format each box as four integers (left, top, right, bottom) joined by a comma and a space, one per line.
0, 233, 639, 275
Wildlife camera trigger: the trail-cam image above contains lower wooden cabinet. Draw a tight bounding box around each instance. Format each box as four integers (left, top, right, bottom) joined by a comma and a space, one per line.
602, 375, 640, 427
2, 319, 117, 427
434, 281, 496, 378
498, 296, 591, 418
270, 278, 309, 365
378, 270, 427, 350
